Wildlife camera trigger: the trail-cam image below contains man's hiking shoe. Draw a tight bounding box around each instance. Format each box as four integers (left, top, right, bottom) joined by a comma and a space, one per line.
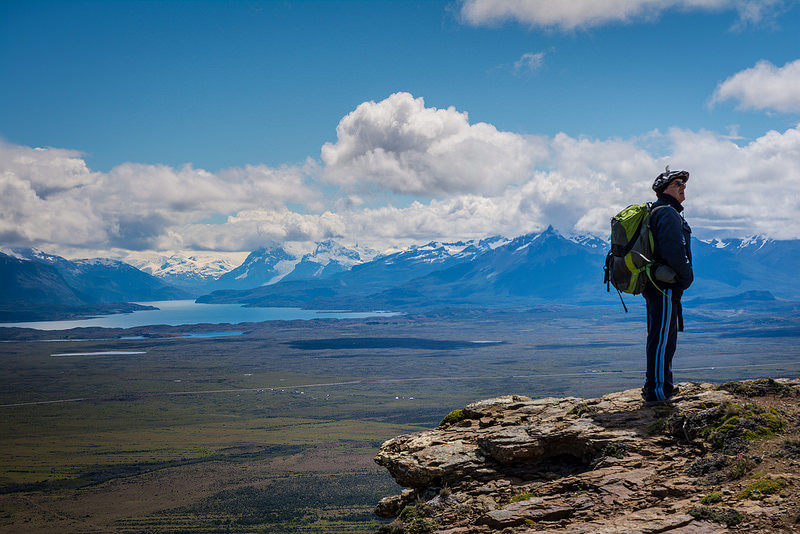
641, 385, 680, 405
643, 398, 674, 408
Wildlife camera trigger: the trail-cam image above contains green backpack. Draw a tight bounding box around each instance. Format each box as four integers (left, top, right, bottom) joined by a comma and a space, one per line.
603, 203, 666, 311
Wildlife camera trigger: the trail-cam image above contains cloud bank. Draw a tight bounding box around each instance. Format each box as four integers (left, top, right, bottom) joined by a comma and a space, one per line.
0, 141, 321, 251
3, 90, 800, 259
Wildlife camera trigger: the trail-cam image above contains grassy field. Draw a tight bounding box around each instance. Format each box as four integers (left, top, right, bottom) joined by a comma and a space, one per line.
1, 305, 799, 532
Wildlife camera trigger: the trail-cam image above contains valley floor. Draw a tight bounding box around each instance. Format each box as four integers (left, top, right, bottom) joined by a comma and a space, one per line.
1, 305, 798, 532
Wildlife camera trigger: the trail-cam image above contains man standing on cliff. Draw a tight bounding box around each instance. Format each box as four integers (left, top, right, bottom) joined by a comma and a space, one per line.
642, 168, 693, 407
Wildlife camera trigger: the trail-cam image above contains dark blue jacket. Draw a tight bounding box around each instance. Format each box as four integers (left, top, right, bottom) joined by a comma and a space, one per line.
650, 193, 693, 293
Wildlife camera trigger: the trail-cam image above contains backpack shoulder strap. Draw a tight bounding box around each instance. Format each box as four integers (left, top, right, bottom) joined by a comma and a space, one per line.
646, 204, 670, 231
649, 203, 669, 215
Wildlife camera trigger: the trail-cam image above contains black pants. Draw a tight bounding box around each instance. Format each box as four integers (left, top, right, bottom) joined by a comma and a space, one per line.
643, 284, 680, 401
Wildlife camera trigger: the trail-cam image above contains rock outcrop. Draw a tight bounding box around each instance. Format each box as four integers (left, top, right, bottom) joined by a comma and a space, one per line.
374, 379, 800, 533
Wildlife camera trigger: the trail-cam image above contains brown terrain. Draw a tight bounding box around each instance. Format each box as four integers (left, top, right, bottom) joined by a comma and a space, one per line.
374, 378, 800, 533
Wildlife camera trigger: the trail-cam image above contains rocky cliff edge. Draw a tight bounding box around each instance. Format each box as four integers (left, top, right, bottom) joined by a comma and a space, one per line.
374, 379, 800, 533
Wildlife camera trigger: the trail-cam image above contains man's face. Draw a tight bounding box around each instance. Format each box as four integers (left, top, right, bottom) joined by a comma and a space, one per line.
664, 178, 687, 204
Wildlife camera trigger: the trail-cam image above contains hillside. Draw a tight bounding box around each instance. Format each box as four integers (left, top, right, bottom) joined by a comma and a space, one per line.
374, 379, 800, 533
0, 250, 190, 321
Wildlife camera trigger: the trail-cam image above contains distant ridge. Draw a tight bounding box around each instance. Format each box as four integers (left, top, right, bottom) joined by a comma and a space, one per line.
4, 229, 800, 322
197, 227, 800, 310
686, 290, 779, 307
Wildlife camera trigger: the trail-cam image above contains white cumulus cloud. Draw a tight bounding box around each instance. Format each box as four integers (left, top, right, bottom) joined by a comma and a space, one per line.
668, 125, 800, 237
0, 142, 107, 247
711, 59, 800, 113
0, 141, 100, 195
320, 92, 546, 196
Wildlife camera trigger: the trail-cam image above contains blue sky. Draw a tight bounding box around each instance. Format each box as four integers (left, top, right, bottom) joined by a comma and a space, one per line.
1, 0, 799, 260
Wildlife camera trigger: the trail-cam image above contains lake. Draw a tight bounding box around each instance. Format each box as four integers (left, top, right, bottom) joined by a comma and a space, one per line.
2, 300, 399, 330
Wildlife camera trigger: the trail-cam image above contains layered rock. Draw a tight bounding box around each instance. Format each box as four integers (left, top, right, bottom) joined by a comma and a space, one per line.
374, 379, 800, 533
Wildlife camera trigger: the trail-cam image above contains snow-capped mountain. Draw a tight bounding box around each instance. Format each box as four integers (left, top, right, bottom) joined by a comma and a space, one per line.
568, 234, 609, 249
281, 240, 378, 282
374, 226, 606, 305
198, 228, 603, 307
1, 250, 85, 306
1, 248, 190, 306
197, 236, 508, 306
701, 236, 800, 274
337, 237, 509, 292
704, 236, 773, 251
206, 240, 377, 290
126, 251, 248, 291
209, 245, 297, 290
376, 236, 509, 265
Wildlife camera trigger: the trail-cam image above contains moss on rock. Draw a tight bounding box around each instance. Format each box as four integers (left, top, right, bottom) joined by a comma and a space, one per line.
737, 477, 787, 499
439, 409, 465, 427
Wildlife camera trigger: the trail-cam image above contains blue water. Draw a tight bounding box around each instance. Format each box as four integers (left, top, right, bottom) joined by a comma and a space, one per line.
2, 300, 398, 331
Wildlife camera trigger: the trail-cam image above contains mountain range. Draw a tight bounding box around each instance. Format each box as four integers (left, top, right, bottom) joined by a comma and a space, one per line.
2, 229, 800, 322
195, 228, 800, 311
207, 239, 379, 291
